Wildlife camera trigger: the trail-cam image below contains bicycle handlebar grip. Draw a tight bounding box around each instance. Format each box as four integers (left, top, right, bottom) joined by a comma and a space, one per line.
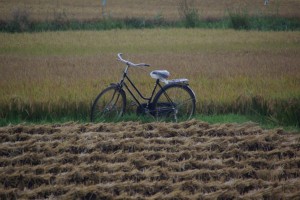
117, 53, 123, 60
117, 53, 150, 67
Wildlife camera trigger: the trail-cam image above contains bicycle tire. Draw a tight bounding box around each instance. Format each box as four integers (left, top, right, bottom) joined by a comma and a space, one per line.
152, 83, 196, 122
90, 85, 126, 122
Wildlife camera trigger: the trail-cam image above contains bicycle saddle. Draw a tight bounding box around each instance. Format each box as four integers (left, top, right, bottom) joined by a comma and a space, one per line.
150, 70, 170, 81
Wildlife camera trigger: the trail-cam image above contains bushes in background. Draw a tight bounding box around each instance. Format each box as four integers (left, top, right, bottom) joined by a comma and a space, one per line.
0, 12, 299, 32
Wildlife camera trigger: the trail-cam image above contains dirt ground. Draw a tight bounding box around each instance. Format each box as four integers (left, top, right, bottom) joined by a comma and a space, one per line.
0, 120, 299, 199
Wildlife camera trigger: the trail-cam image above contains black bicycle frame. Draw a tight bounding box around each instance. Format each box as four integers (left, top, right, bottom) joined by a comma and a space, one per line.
117, 67, 163, 108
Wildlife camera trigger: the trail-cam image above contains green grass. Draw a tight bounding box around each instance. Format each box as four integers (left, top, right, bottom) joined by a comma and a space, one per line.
195, 114, 299, 132
1, 16, 299, 33
1, 113, 298, 132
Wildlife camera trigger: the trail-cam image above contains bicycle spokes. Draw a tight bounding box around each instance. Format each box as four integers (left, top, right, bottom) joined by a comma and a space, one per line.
91, 87, 125, 122
154, 85, 195, 122
155, 98, 193, 121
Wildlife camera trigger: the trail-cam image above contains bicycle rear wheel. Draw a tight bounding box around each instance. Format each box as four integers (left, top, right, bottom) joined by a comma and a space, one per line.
153, 84, 196, 122
90, 85, 126, 122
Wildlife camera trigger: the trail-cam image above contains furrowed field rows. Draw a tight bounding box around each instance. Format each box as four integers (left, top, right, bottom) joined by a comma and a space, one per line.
0, 29, 299, 125
0, 121, 299, 199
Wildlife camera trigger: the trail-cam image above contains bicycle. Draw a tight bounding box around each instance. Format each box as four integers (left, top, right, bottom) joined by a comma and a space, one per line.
91, 53, 196, 122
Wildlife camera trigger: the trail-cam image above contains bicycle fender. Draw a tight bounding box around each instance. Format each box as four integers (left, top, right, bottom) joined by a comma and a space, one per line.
110, 83, 122, 90
157, 83, 196, 102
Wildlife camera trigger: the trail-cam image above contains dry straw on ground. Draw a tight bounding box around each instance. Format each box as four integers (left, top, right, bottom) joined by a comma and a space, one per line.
0, 120, 299, 199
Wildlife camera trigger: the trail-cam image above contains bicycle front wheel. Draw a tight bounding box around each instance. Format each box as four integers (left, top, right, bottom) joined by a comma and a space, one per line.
90, 85, 126, 122
153, 84, 196, 122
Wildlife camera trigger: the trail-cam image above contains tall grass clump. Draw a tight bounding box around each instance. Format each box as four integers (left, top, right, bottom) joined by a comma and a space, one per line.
178, 0, 200, 28
232, 95, 300, 126
6, 7, 31, 32
228, 8, 250, 30
250, 16, 300, 31
0, 98, 90, 125
227, 4, 300, 31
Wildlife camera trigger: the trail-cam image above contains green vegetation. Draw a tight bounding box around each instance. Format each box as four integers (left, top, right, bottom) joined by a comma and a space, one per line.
1, 113, 298, 132
0, 0, 299, 32
1, 15, 299, 33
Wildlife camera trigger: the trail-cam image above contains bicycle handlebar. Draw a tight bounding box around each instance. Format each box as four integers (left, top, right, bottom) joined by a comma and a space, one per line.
117, 53, 150, 67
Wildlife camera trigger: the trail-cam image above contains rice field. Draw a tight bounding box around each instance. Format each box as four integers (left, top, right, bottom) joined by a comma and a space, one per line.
0, 29, 299, 125
1, 0, 300, 22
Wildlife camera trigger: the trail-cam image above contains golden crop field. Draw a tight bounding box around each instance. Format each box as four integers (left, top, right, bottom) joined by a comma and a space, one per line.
0, 29, 299, 124
1, 2, 300, 200
0, 121, 299, 199
0, 0, 300, 21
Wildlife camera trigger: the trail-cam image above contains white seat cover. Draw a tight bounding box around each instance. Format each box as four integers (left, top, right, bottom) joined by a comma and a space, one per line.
150, 70, 170, 80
